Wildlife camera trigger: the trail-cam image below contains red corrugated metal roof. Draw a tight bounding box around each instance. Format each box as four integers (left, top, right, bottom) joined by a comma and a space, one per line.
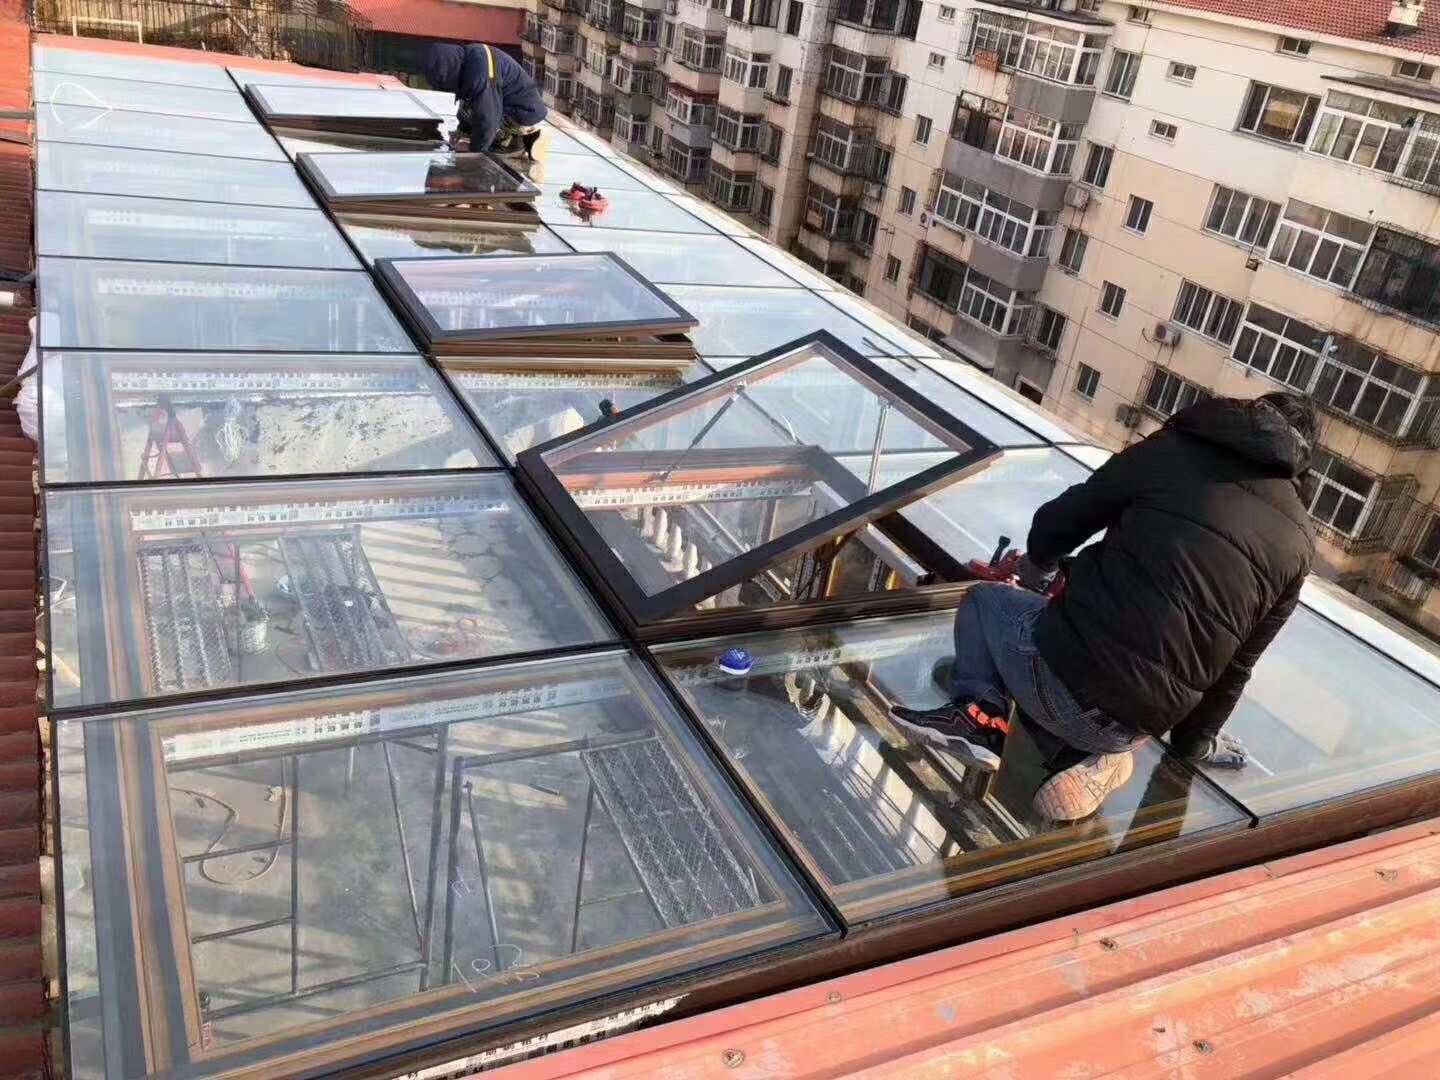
346, 0, 522, 45
1158, 0, 1440, 59
495, 819, 1440, 1079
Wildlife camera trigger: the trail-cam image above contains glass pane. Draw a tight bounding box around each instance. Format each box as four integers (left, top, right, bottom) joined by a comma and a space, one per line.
247, 84, 438, 121
653, 613, 1246, 923
923, 356, 1091, 443
55, 652, 825, 1074
518, 151, 650, 191
661, 285, 912, 356
37, 259, 413, 353
1300, 578, 1440, 689
378, 254, 698, 344
533, 184, 715, 233
1203, 607, 1440, 816
36, 191, 359, 270
820, 292, 942, 359
444, 359, 708, 460
299, 151, 538, 202
537, 337, 984, 604
37, 104, 286, 161
1061, 443, 1113, 469
33, 71, 252, 121
342, 217, 571, 263
227, 67, 388, 89
45, 474, 611, 709
34, 45, 238, 89
732, 237, 840, 290
41, 351, 495, 484
553, 227, 796, 286
663, 192, 746, 235
274, 128, 445, 157
37, 143, 314, 208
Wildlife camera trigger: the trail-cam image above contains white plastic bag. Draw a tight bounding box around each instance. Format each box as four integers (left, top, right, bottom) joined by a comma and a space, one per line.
14, 315, 36, 443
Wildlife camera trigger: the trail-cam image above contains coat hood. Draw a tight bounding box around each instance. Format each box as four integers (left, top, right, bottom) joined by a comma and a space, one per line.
423, 43, 464, 93
1166, 396, 1312, 478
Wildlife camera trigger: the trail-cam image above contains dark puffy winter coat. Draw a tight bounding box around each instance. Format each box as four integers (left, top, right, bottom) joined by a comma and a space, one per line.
423, 43, 546, 152
1026, 397, 1315, 754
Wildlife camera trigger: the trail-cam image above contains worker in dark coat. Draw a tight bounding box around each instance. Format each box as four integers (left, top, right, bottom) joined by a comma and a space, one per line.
423, 42, 548, 159
892, 391, 1318, 822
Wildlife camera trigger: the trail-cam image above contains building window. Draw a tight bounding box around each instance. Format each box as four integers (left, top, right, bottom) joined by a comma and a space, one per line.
1128, 5, 1150, 23
679, 28, 725, 72
761, 122, 784, 164
1411, 514, 1440, 569
1150, 119, 1178, 141
1238, 82, 1320, 145
1172, 279, 1243, 345
723, 47, 771, 89
1076, 0, 1100, 10
1105, 50, 1141, 99
784, 0, 802, 34
914, 245, 967, 307
914, 114, 932, 144
1204, 185, 1281, 248
1168, 61, 1196, 82
664, 88, 716, 127
1400, 113, 1440, 189
938, 4, 955, 21
823, 49, 903, 110
1269, 199, 1372, 288
965, 10, 1104, 86
613, 111, 648, 145
898, 186, 916, 215
933, 175, 1057, 257
1081, 142, 1113, 187
885, 255, 902, 282
1124, 195, 1154, 234
1099, 281, 1126, 318
1057, 227, 1088, 273
1313, 339, 1433, 437
1144, 367, 1209, 418
803, 184, 852, 238
622, 6, 660, 44
1232, 303, 1326, 391
1397, 60, 1436, 82
959, 268, 1034, 336
1308, 91, 1411, 174
1075, 362, 1100, 400
811, 117, 888, 180
996, 106, 1081, 175
1354, 228, 1440, 327
1277, 36, 1311, 57
707, 164, 755, 210
754, 183, 775, 223
1034, 306, 1067, 351
951, 92, 1006, 152
853, 209, 879, 251
773, 65, 793, 102
1308, 450, 1375, 536
664, 137, 710, 182
928, 52, 946, 69
1016, 378, 1045, 404
713, 107, 762, 151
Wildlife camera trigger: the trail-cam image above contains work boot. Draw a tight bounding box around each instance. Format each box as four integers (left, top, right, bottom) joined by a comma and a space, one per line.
888, 699, 1010, 772
1032, 749, 1135, 822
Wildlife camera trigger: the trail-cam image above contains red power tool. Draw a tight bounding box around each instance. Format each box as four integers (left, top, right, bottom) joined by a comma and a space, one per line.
966, 535, 1066, 599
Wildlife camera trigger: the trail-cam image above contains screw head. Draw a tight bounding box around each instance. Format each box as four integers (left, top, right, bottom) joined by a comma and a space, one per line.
1100, 937, 1119, 951
1194, 1039, 1214, 1055
827, 991, 843, 1004
722, 1049, 745, 1068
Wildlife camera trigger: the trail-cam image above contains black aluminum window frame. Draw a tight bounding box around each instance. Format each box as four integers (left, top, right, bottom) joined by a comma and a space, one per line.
295, 151, 539, 205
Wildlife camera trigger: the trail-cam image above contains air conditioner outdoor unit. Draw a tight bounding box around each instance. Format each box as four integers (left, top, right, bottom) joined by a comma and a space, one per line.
1154, 321, 1182, 346
919, 211, 932, 228
1116, 404, 1145, 429
1064, 184, 1091, 210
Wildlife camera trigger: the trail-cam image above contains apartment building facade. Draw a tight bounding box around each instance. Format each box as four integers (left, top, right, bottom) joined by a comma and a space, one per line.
515, 0, 1440, 640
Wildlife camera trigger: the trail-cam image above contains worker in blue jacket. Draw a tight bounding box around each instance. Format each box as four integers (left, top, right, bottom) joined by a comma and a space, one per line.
423, 43, 548, 161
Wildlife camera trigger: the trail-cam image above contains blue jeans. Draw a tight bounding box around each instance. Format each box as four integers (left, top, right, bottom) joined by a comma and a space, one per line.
950, 583, 1146, 756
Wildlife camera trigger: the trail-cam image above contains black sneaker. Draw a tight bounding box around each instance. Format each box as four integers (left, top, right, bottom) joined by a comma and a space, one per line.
888, 700, 1011, 772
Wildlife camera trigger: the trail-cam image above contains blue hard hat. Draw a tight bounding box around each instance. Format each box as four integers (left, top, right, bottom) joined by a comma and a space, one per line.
716, 647, 754, 676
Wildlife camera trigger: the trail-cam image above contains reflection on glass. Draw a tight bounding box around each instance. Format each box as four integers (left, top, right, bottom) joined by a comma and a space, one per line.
34, 46, 238, 89
300, 151, 538, 201
37, 143, 314, 208
342, 217, 572, 263
533, 184, 715, 233
733, 237, 840, 290
553, 227, 796, 286
55, 652, 823, 1073
248, 84, 438, 121
379, 253, 697, 343
227, 67, 387, 89
515, 152, 647, 191
662, 285, 907, 356
446, 360, 703, 459
36, 191, 359, 269
927, 358, 1093, 443
275, 129, 445, 157
1202, 607, 1440, 816
538, 338, 980, 602
820, 293, 941, 359
37, 258, 413, 352
41, 351, 494, 484
46, 474, 611, 709
1299, 578, 1440, 689
876, 360, 1040, 449
33, 71, 254, 121
654, 613, 1245, 922
663, 193, 747, 236
37, 104, 286, 160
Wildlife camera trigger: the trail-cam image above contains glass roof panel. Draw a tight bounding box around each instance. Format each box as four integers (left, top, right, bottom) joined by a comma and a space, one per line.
33, 45, 239, 89
247, 84, 438, 121
661, 285, 907, 356
37, 104, 286, 161
1299, 577, 1440, 689
532, 184, 716, 233
820, 293, 942, 359
924, 358, 1093, 443
731, 237, 840, 290
37, 259, 413, 353
652, 612, 1246, 924
375, 253, 698, 346
41, 351, 495, 485
662, 193, 752, 236
552, 227, 796, 287
297, 151, 538, 202
534, 123, 595, 155
275, 128, 445, 157
227, 66, 389, 89
517, 152, 649, 191
875, 360, 1040, 449
443, 358, 709, 461
45, 473, 612, 710
57, 651, 825, 1075
605, 155, 686, 194
525, 335, 995, 620
341, 216, 571, 263
1061, 443, 1114, 469
1202, 606, 1440, 817
36, 143, 314, 208
33, 71, 253, 121
36, 191, 360, 270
